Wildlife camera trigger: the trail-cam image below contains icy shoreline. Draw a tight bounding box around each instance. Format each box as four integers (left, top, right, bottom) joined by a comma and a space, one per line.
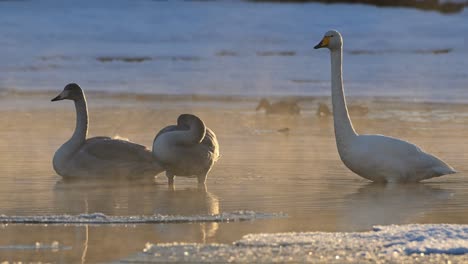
119, 224, 468, 263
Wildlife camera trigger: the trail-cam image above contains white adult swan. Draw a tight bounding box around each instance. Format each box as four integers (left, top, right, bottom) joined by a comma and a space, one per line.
152, 114, 219, 185
314, 30, 456, 183
52, 83, 164, 179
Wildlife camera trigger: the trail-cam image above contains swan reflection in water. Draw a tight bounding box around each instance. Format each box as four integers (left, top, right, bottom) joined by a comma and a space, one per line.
152, 186, 220, 243
338, 183, 452, 231
54, 179, 220, 242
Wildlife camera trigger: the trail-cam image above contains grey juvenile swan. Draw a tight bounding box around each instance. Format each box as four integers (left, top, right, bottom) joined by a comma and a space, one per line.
314, 30, 456, 183
52, 83, 164, 179
152, 114, 219, 185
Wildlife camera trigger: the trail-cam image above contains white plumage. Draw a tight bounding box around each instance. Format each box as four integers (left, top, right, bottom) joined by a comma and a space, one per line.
314, 30, 456, 183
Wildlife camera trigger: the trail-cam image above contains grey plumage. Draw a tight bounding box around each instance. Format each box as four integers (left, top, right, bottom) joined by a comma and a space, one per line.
152, 114, 219, 185
52, 83, 164, 179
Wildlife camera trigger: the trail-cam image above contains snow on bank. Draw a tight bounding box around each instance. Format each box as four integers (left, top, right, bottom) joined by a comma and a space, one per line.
119, 224, 468, 263
0, 211, 285, 225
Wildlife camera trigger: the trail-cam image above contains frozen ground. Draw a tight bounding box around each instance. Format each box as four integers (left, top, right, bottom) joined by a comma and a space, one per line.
0, 211, 285, 225
119, 224, 468, 263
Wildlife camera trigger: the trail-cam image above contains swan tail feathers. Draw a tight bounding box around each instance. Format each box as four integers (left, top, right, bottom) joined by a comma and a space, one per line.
433, 166, 457, 177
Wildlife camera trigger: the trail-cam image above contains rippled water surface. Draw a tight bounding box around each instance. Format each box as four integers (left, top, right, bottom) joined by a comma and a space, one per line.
0, 96, 468, 262
0, 0, 467, 101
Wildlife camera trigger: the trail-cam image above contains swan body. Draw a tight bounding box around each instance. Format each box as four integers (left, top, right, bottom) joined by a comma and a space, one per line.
256, 98, 300, 115
52, 83, 163, 179
152, 114, 219, 185
315, 30, 456, 183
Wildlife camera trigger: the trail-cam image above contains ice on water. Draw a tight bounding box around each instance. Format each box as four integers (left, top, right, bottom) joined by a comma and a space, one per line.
0, 211, 285, 224
120, 224, 468, 263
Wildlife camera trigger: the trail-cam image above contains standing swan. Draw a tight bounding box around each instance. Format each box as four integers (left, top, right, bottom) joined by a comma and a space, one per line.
152, 114, 219, 185
314, 30, 456, 183
52, 83, 163, 179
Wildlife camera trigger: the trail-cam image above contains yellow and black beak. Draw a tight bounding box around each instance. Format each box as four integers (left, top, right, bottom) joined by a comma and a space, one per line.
314, 36, 330, 49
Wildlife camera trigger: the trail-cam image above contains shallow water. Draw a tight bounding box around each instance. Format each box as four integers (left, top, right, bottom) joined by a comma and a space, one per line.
0, 96, 468, 262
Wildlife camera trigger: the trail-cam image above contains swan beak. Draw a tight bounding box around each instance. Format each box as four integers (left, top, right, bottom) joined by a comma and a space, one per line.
314, 36, 330, 49
51, 94, 64, 102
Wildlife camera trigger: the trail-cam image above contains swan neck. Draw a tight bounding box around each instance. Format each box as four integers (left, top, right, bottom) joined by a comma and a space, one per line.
71, 97, 88, 144
173, 119, 206, 145
330, 49, 357, 142
186, 119, 206, 144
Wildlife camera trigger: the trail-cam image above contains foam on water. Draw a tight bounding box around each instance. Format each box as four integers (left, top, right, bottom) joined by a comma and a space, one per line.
0, 211, 286, 225
120, 224, 468, 263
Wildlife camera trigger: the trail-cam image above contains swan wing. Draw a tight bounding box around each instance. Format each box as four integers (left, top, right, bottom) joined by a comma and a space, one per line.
65, 137, 164, 178
82, 137, 154, 162
154, 125, 218, 155
348, 135, 454, 182
154, 125, 178, 141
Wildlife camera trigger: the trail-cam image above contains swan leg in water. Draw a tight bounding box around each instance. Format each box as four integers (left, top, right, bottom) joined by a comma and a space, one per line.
153, 114, 220, 185
313, 30, 456, 183
197, 172, 208, 185
166, 171, 175, 185
51, 83, 164, 179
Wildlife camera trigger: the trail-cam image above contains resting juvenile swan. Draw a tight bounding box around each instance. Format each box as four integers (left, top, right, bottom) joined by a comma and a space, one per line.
52, 83, 163, 179
314, 30, 456, 183
152, 114, 219, 185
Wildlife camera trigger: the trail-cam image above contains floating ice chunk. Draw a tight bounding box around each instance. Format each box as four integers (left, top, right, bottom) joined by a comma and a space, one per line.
0, 211, 286, 225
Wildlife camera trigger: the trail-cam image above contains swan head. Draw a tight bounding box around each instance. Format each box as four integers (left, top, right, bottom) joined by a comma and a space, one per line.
314, 30, 343, 51
256, 98, 270, 111
51, 83, 84, 102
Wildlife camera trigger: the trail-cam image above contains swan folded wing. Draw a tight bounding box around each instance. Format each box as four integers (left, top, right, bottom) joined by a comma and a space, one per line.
154, 125, 178, 141
82, 137, 154, 162
351, 135, 452, 182
69, 138, 164, 178
155, 126, 218, 155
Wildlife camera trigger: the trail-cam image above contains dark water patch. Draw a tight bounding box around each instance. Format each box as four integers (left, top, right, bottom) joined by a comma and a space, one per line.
15, 64, 60, 72
415, 48, 452, 55
290, 79, 324, 84
96, 56, 201, 63
38, 55, 74, 61
348, 48, 453, 55
96, 56, 152, 63
245, 0, 467, 14
257, 51, 296, 57
216, 50, 238, 57
154, 55, 201, 61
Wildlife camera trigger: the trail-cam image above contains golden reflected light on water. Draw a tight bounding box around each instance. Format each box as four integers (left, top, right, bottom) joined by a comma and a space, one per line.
0, 95, 467, 262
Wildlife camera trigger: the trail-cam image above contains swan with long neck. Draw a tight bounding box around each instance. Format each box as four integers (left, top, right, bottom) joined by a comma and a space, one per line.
52, 83, 164, 179
314, 30, 456, 183
152, 114, 219, 185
